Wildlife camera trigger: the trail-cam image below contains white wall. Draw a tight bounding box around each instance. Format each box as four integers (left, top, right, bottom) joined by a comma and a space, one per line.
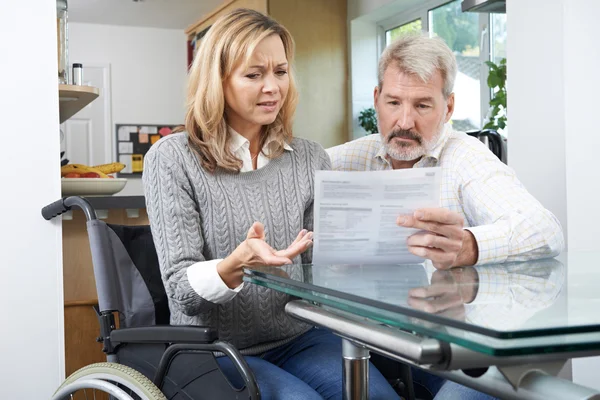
0, 1, 64, 398
68, 23, 188, 195
508, 0, 600, 390
506, 0, 568, 245
563, 0, 600, 251
349, 19, 379, 139
563, 0, 600, 388
348, 0, 417, 139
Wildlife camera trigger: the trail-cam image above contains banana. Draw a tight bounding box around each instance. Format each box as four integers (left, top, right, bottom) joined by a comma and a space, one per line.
61, 164, 109, 178
92, 162, 126, 174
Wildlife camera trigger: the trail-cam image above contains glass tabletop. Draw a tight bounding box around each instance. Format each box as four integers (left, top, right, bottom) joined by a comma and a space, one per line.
243, 251, 600, 356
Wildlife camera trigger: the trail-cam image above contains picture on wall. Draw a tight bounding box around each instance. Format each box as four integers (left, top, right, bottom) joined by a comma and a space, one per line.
115, 124, 178, 176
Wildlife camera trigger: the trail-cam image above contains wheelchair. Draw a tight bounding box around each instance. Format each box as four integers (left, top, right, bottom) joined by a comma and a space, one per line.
43, 196, 260, 400
43, 196, 424, 400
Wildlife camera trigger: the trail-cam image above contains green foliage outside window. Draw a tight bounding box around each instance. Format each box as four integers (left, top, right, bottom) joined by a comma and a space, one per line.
430, 1, 479, 56
483, 58, 507, 131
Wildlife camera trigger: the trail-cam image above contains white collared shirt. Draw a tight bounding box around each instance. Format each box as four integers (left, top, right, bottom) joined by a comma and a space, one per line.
228, 126, 294, 171
186, 127, 294, 304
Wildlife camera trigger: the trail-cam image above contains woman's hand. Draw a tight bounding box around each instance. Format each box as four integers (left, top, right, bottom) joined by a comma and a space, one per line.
241, 222, 313, 266
217, 222, 313, 288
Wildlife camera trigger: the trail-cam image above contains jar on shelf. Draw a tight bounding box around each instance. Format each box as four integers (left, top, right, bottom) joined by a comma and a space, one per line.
56, 0, 69, 84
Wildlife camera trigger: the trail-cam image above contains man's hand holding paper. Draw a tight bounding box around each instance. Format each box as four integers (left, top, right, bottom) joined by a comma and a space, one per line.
398, 207, 478, 269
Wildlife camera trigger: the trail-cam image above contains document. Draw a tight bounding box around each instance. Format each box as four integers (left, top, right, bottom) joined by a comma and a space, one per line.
313, 167, 441, 265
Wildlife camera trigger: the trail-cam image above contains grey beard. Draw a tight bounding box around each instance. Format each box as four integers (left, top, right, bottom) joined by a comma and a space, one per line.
383, 123, 445, 162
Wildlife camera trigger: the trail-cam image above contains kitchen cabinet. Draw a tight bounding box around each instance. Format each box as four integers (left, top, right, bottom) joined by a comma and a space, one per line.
185, 0, 349, 148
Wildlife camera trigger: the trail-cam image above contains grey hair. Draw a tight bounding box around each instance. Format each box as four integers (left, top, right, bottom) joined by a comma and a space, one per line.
378, 32, 457, 99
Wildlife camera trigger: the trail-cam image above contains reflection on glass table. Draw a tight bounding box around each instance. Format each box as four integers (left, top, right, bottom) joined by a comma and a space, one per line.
244, 255, 600, 356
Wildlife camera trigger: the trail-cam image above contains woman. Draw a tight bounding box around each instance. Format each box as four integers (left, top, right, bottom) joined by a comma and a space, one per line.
142, 8, 398, 400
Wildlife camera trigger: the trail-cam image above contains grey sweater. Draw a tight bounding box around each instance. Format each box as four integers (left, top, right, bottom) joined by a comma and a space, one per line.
143, 132, 331, 353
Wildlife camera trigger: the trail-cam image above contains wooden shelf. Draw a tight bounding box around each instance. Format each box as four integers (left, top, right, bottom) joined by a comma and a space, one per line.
59, 84, 99, 123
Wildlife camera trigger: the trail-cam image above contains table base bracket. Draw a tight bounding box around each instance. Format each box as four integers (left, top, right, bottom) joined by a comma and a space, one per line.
498, 360, 567, 390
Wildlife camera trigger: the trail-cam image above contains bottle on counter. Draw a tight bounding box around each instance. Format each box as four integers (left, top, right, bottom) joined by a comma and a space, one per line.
72, 63, 83, 86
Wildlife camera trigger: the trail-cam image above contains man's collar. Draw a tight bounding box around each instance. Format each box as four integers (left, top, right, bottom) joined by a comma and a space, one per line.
228, 126, 293, 153
375, 124, 451, 164
424, 123, 451, 161
375, 138, 388, 162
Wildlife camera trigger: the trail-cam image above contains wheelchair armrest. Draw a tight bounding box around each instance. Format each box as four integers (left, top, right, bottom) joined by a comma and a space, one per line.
111, 325, 217, 346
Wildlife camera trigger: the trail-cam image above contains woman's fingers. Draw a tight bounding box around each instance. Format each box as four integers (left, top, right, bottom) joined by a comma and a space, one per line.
247, 238, 295, 266
290, 229, 309, 246
247, 230, 313, 267
275, 240, 312, 259
246, 221, 266, 240
263, 254, 293, 265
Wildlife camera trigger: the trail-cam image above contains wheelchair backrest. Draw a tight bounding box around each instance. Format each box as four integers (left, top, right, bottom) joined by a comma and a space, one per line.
86, 220, 170, 328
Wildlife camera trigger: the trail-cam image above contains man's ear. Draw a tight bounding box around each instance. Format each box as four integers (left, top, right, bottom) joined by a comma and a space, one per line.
373, 85, 380, 112
445, 92, 455, 123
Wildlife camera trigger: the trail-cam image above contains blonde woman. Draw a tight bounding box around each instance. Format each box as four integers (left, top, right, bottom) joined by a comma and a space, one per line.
142, 8, 398, 400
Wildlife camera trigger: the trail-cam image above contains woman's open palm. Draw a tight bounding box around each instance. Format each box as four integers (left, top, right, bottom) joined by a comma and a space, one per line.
243, 222, 313, 267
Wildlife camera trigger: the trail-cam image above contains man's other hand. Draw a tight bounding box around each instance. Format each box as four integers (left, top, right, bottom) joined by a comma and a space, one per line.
397, 208, 478, 269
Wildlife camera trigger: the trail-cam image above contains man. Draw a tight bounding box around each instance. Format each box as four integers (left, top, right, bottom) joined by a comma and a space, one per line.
327, 33, 564, 400
328, 33, 564, 270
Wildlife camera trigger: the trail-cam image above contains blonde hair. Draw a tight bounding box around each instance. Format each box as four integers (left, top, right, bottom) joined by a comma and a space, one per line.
183, 8, 298, 173
378, 32, 457, 99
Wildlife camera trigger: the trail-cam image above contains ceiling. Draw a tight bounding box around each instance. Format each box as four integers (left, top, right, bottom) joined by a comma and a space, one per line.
67, 0, 224, 30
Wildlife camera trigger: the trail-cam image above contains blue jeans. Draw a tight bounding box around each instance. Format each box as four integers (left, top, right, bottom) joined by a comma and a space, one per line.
217, 327, 400, 400
411, 367, 497, 400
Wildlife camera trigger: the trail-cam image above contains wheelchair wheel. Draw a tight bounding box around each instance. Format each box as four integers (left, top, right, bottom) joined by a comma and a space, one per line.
51, 362, 166, 400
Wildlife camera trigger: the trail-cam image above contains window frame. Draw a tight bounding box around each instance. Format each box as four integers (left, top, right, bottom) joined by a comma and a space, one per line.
377, 0, 495, 130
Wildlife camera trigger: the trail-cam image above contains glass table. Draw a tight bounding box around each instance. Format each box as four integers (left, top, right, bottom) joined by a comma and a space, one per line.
243, 252, 600, 400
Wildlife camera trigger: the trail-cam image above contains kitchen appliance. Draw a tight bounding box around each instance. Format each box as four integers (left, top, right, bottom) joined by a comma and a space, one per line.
466, 129, 506, 164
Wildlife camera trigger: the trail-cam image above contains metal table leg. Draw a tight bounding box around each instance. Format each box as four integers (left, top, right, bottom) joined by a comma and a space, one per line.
342, 338, 370, 400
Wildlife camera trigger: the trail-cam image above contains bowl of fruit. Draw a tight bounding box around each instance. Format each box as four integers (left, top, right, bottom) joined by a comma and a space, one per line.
61, 162, 128, 196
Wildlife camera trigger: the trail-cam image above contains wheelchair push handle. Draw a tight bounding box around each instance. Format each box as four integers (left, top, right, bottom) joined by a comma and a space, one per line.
41, 196, 97, 221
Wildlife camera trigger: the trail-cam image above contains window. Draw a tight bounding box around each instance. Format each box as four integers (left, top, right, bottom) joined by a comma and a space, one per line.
491, 13, 507, 64
378, 0, 507, 132
385, 19, 423, 47
430, 1, 481, 132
